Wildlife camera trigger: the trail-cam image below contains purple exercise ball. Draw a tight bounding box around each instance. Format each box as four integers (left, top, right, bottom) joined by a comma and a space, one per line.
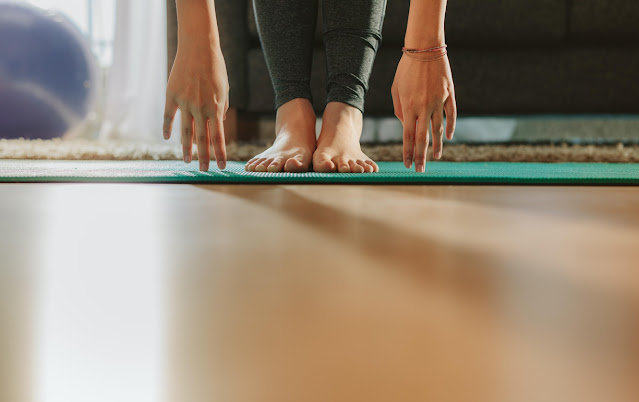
0, 1, 98, 139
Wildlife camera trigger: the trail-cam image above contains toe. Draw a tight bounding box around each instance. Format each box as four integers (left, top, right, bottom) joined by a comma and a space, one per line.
365, 160, 379, 173
337, 158, 351, 173
358, 160, 373, 173
255, 159, 271, 172
313, 154, 337, 173
349, 160, 365, 173
246, 158, 266, 172
267, 158, 285, 172
284, 156, 308, 173
244, 158, 255, 171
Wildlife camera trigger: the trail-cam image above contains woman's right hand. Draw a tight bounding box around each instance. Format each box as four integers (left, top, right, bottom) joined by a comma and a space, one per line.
163, 40, 229, 171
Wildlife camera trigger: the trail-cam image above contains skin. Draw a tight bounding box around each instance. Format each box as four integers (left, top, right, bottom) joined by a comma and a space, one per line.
392, 0, 457, 172
245, 98, 316, 173
164, 0, 456, 173
164, 0, 229, 171
312, 102, 379, 173
245, 100, 380, 174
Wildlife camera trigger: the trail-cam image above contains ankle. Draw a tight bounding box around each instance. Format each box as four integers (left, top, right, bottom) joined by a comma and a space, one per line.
273, 98, 317, 144
324, 100, 362, 117
319, 102, 363, 142
277, 97, 315, 120
323, 102, 362, 129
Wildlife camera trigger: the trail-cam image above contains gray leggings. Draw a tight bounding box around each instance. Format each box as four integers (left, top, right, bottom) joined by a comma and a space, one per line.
252, 0, 387, 113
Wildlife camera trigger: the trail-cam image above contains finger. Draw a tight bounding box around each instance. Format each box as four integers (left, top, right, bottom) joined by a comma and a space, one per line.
414, 112, 431, 173
402, 113, 417, 169
195, 114, 210, 171
444, 94, 457, 140
209, 113, 227, 170
163, 97, 178, 140
181, 111, 194, 164
391, 86, 404, 123
431, 108, 445, 160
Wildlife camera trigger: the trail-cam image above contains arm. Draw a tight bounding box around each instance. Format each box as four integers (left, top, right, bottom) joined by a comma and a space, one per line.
405, 0, 446, 48
391, 0, 457, 172
163, 0, 229, 171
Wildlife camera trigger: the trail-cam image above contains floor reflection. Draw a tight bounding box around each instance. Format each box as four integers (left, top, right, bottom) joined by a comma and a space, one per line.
0, 184, 637, 402
167, 249, 497, 402
34, 185, 168, 402
0, 258, 35, 402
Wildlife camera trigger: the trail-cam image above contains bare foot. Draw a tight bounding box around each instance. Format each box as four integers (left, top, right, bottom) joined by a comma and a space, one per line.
313, 102, 379, 173
245, 98, 316, 173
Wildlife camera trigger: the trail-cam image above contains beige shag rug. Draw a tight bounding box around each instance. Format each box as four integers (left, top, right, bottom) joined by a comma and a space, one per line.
1, 138, 639, 163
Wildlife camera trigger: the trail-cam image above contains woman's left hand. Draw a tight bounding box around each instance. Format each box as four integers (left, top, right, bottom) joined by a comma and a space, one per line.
391, 53, 457, 172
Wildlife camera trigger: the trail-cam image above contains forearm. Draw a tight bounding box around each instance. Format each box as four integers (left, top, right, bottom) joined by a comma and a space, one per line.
176, 0, 221, 48
405, 0, 447, 48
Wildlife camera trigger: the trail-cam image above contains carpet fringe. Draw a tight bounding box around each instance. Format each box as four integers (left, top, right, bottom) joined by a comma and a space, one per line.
1, 139, 638, 163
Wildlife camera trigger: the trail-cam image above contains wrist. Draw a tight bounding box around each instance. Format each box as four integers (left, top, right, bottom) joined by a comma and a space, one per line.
176, 0, 220, 48
404, 33, 445, 49
178, 31, 221, 51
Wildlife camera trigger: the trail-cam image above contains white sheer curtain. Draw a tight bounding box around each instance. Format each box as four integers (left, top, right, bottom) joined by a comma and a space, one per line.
100, 0, 171, 143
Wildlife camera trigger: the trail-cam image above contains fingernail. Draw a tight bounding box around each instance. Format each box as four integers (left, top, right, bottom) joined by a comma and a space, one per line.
404, 159, 410, 169
436, 150, 442, 159
200, 162, 209, 171
218, 161, 226, 170
417, 164, 424, 173
184, 155, 191, 163
163, 131, 169, 140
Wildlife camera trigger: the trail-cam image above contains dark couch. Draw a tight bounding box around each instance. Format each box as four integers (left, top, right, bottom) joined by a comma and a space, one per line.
168, 1, 639, 125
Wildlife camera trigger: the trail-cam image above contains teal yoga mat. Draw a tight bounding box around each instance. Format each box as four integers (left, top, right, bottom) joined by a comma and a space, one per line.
0, 160, 638, 185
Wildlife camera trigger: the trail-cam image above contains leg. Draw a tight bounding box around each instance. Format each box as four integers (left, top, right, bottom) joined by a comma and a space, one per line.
245, 0, 319, 173
314, 0, 387, 173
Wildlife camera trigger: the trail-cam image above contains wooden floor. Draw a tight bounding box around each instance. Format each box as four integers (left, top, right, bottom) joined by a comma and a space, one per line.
1, 183, 638, 402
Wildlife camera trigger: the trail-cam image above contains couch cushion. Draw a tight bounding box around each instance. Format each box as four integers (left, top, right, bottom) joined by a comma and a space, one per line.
444, 0, 566, 44
569, 1, 639, 41
246, 46, 639, 114
247, 0, 566, 45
